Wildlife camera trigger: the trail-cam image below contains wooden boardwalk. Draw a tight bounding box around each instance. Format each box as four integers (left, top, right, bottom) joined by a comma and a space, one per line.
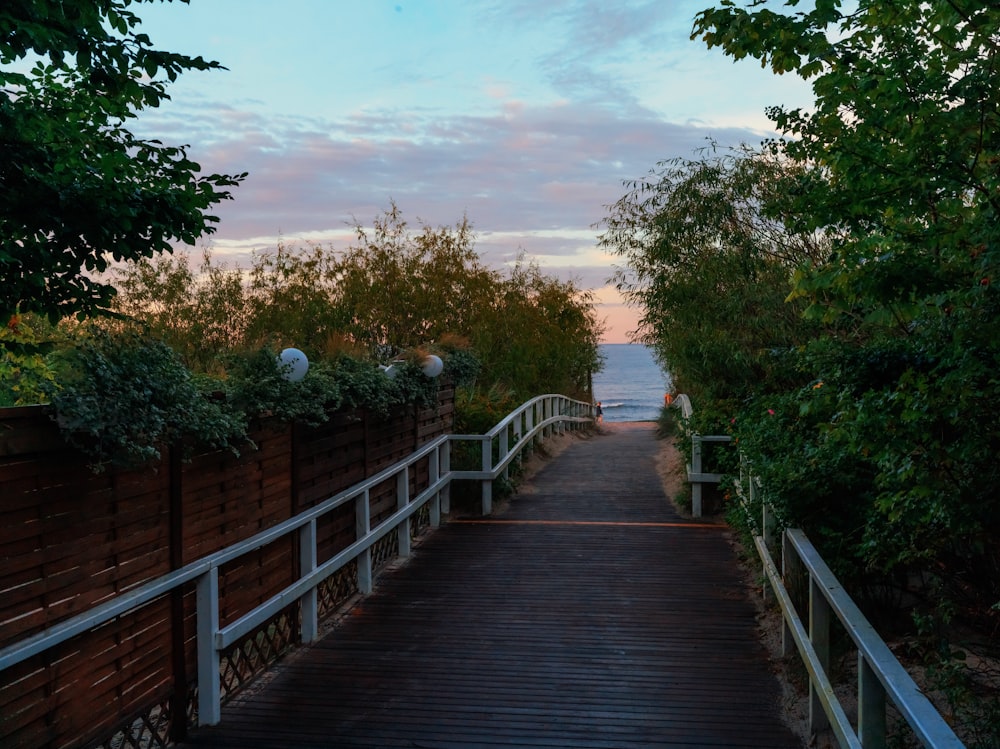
181, 423, 801, 748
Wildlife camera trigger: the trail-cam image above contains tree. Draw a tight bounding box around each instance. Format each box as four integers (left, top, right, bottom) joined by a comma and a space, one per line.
477, 254, 603, 400
598, 145, 825, 403
109, 204, 604, 402
0, 0, 245, 320
328, 206, 603, 399
691, 5, 1000, 713
694, 1, 1000, 325
329, 204, 500, 358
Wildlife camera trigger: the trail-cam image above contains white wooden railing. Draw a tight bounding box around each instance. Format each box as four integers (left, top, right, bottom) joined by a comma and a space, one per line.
0, 394, 594, 728
449, 393, 592, 514
673, 395, 965, 749
673, 393, 731, 518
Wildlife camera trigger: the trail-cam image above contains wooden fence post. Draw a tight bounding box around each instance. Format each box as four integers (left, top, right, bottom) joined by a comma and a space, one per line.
299, 520, 318, 643
429, 444, 441, 528
859, 653, 887, 749
440, 441, 451, 516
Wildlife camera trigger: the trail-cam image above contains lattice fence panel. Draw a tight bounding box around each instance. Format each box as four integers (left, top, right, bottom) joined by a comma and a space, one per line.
412, 502, 431, 536
94, 700, 172, 749
219, 607, 298, 701
317, 561, 360, 619
372, 532, 399, 571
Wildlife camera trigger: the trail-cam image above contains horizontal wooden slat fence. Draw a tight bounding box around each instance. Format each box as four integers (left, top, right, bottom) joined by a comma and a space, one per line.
0, 386, 454, 749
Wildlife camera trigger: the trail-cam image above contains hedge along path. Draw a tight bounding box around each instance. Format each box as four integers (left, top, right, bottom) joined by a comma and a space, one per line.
182, 421, 800, 749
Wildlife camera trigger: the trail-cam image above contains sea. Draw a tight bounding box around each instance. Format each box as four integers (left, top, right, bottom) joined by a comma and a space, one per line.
592, 343, 672, 423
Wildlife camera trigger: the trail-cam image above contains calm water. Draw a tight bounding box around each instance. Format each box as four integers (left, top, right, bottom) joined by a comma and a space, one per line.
592, 344, 672, 422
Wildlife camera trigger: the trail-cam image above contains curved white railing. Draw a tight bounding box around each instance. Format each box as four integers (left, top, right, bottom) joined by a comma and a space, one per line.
673, 394, 964, 749
0, 394, 594, 728
449, 393, 593, 514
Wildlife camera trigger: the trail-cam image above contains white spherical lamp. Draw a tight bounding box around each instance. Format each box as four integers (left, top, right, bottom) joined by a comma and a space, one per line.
278, 348, 309, 382
421, 354, 444, 378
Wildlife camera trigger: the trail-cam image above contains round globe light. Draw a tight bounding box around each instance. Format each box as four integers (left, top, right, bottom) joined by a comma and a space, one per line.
278, 348, 309, 382
421, 355, 444, 378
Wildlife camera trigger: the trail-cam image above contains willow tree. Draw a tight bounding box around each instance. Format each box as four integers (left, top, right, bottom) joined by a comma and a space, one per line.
598, 145, 825, 403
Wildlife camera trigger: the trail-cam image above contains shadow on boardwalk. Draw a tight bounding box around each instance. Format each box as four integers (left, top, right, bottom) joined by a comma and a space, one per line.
183, 422, 802, 749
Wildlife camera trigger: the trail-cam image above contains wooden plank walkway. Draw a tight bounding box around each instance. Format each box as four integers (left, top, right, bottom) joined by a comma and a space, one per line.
181, 422, 801, 748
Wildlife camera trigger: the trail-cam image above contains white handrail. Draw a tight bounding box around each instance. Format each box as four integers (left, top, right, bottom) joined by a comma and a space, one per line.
677, 393, 964, 748
670, 394, 729, 517
0, 394, 595, 728
450, 394, 593, 514
780, 530, 964, 748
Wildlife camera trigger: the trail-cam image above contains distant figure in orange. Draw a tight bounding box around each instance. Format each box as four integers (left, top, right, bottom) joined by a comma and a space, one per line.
595, 401, 603, 423
664, 392, 673, 407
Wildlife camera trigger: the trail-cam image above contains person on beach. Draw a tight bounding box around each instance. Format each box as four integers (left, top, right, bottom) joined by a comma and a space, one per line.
595, 401, 603, 423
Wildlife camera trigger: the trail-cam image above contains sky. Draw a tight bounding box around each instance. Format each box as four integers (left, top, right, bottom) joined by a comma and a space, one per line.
132, 0, 813, 343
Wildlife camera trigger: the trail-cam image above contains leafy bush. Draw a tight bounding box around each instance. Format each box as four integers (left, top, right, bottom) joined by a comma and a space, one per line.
44, 331, 246, 471
0, 313, 58, 407
34, 330, 471, 472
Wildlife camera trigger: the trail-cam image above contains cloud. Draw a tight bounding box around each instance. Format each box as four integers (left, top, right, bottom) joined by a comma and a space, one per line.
144, 96, 768, 244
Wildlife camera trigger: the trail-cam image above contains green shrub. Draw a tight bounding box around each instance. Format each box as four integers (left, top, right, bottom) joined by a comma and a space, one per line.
44, 331, 246, 471
0, 313, 58, 407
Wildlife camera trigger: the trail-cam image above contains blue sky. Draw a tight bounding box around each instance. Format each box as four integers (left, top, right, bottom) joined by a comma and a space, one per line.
133, 0, 813, 342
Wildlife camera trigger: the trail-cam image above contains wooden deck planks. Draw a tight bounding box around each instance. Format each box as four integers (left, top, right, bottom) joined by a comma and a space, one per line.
182, 423, 801, 748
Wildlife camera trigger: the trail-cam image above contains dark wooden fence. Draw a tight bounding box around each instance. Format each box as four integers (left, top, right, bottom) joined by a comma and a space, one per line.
0, 386, 454, 749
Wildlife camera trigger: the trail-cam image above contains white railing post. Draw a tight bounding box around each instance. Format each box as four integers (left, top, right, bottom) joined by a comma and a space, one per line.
397, 468, 411, 557
500, 424, 509, 481
513, 412, 523, 474
299, 519, 318, 643
781, 531, 795, 658
481, 436, 493, 515
196, 567, 221, 726
859, 653, 887, 749
429, 446, 441, 528
760, 478, 774, 603
691, 435, 703, 518
356, 489, 372, 594
441, 441, 451, 516
526, 405, 535, 447
809, 576, 832, 734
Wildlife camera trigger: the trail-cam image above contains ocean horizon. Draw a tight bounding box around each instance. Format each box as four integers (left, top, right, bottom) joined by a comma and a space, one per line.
592, 343, 671, 423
